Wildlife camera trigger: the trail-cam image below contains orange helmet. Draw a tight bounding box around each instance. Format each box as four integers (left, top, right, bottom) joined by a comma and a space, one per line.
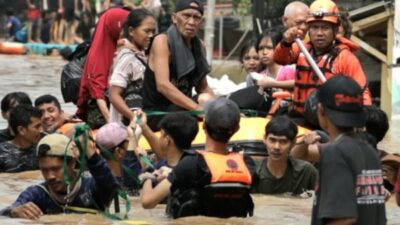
307, 0, 340, 24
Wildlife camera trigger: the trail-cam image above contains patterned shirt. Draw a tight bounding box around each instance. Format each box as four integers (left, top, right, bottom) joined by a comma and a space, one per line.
0, 142, 38, 173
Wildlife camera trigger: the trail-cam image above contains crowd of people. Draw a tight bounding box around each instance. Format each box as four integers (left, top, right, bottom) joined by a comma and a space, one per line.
3, 0, 166, 45
0, 0, 399, 223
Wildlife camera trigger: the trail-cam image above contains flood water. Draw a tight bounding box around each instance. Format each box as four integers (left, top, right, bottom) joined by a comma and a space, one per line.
0, 55, 399, 224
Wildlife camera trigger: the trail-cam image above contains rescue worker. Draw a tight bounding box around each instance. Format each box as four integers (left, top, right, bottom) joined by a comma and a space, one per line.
139, 97, 256, 218
274, 0, 372, 125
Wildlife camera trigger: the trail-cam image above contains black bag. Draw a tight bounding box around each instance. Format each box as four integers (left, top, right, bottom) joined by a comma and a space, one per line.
60, 41, 91, 103
303, 90, 319, 127
228, 86, 272, 115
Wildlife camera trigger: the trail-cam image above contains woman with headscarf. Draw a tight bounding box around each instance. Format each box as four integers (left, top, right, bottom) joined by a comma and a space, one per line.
76, 7, 129, 128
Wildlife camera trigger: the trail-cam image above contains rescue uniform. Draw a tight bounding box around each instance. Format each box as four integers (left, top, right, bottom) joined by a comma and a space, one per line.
273, 36, 372, 115
166, 150, 256, 218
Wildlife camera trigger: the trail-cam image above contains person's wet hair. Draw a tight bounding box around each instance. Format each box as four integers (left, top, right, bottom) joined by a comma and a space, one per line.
158, 112, 198, 150
338, 11, 352, 39
265, 115, 298, 141
34, 94, 61, 110
123, 8, 155, 39
1, 92, 32, 113
363, 105, 389, 143
9, 104, 42, 135
256, 30, 281, 51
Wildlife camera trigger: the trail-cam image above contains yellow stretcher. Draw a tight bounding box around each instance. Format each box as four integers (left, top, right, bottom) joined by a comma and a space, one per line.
138, 117, 309, 156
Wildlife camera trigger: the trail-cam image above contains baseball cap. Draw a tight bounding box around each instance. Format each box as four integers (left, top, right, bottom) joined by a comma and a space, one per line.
36, 133, 75, 158
96, 122, 128, 150
175, 0, 204, 15
317, 75, 365, 127
204, 97, 240, 134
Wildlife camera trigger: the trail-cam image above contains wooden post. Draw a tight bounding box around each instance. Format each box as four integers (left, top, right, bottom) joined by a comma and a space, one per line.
204, 0, 216, 64
380, 15, 393, 119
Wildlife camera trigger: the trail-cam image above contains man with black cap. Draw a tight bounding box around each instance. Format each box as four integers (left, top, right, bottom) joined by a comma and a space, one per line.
0, 133, 119, 219
306, 76, 386, 225
142, 0, 214, 131
140, 97, 256, 218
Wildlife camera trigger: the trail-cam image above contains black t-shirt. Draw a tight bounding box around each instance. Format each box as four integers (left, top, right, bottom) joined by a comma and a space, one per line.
0, 142, 39, 173
311, 134, 386, 225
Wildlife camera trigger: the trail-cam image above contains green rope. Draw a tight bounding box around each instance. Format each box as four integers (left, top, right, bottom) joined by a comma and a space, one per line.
66, 124, 132, 220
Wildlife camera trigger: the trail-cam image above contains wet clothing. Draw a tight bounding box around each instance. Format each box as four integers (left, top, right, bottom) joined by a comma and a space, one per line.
252, 157, 317, 195
121, 151, 142, 194
0, 154, 119, 216
0, 142, 38, 173
142, 25, 210, 130
109, 48, 146, 123
274, 36, 372, 115
7, 16, 21, 38
0, 129, 14, 143
311, 134, 386, 225
76, 7, 129, 119
166, 150, 256, 218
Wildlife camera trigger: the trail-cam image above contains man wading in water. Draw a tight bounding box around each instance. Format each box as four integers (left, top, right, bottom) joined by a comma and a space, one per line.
0, 133, 119, 219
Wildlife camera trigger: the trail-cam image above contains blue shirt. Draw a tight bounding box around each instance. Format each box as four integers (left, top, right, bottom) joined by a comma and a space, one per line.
8, 16, 21, 37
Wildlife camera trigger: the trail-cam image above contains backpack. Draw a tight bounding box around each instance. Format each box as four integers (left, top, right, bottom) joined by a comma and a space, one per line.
60, 41, 90, 103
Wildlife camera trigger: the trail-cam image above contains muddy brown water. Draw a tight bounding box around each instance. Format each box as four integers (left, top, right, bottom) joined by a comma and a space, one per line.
0, 55, 399, 224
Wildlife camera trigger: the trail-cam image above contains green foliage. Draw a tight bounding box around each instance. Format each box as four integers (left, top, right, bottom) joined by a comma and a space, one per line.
238, 0, 251, 15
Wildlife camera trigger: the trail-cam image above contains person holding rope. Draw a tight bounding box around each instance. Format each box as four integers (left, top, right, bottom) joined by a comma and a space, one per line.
0, 133, 119, 219
274, 0, 372, 126
141, 0, 214, 131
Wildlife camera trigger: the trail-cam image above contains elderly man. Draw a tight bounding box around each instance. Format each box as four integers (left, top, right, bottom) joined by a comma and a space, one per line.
282, 1, 309, 34
142, 0, 214, 131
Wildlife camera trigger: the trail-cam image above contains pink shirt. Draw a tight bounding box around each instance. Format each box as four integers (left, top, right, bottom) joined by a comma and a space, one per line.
276, 65, 295, 81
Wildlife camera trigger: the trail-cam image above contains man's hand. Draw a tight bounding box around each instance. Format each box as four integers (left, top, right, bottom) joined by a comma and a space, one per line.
138, 172, 157, 184
302, 131, 321, 145
10, 202, 43, 220
283, 26, 305, 44
154, 166, 172, 182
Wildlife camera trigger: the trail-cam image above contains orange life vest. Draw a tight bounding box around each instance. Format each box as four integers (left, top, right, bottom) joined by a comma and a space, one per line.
292, 45, 345, 114
197, 150, 252, 185
293, 41, 374, 114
